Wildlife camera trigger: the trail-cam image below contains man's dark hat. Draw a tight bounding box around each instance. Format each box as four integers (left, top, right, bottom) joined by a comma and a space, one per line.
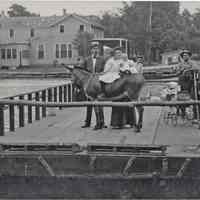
180, 49, 192, 58
113, 46, 122, 52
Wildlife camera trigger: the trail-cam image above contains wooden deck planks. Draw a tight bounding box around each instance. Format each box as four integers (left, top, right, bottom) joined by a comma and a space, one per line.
0, 104, 200, 147
0, 106, 162, 146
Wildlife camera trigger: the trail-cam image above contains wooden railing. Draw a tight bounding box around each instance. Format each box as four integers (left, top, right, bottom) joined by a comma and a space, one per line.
0, 95, 200, 136
0, 82, 73, 136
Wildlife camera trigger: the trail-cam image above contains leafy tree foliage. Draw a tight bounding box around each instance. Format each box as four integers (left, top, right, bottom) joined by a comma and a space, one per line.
100, 2, 200, 62
73, 31, 94, 57
7, 4, 39, 17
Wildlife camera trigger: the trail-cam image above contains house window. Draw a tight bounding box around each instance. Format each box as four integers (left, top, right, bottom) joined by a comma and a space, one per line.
80, 25, 84, 32
12, 48, 17, 59
68, 44, 72, 58
22, 50, 29, 58
167, 57, 172, 65
38, 44, 44, 59
9, 29, 14, 38
56, 44, 59, 58
60, 25, 64, 33
7, 49, 11, 59
30, 28, 34, 37
1, 49, 6, 59
61, 44, 67, 58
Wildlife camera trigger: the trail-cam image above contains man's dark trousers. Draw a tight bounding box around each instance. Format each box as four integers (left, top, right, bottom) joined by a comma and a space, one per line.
82, 55, 105, 128
85, 103, 104, 127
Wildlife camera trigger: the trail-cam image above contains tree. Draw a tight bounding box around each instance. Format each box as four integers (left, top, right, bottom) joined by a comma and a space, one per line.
73, 31, 94, 57
7, 4, 39, 17
101, 2, 182, 63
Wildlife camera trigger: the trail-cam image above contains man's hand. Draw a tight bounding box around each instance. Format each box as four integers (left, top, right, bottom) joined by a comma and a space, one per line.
97, 94, 106, 101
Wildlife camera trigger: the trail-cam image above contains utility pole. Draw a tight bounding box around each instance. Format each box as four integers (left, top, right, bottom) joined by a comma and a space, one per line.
147, 1, 152, 65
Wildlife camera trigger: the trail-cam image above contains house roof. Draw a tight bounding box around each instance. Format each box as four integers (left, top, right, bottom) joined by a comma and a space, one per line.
0, 14, 104, 29
49, 14, 104, 29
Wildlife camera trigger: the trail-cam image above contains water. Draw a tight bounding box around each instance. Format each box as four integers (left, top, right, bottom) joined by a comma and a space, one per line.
0, 78, 69, 98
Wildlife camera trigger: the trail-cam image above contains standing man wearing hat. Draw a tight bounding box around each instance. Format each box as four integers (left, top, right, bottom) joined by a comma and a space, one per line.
81, 42, 106, 130
178, 49, 200, 119
178, 49, 198, 92
178, 50, 196, 73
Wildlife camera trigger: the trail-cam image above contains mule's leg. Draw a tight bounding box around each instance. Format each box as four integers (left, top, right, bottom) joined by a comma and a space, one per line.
134, 106, 144, 133
93, 106, 102, 130
99, 106, 106, 128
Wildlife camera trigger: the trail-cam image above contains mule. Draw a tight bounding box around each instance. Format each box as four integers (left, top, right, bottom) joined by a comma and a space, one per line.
67, 65, 145, 132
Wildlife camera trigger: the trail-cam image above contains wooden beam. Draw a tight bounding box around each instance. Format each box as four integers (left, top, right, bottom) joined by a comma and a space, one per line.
176, 158, 192, 178
38, 155, 55, 176
123, 156, 136, 175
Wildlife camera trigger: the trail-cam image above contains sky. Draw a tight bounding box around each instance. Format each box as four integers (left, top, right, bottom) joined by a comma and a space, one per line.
1, 1, 200, 17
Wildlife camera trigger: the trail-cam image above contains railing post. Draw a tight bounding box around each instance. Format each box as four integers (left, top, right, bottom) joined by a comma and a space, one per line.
19, 95, 25, 127
72, 84, 75, 102
68, 84, 71, 102
54, 87, 57, 102
42, 90, 46, 117
0, 104, 4, 136
28, 93, 32, 123
9, 97, 15, 132
59, 86, 62, 110
35, 92, 40, 120
48, 88, 52, 102
64, 85, 67, 102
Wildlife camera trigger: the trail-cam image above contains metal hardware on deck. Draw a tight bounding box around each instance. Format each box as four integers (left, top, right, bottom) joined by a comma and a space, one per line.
176, 158, 192, 177
87, 144, 167, 154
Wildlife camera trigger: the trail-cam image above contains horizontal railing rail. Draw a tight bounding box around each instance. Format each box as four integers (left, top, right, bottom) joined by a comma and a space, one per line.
0, 82, 74, 136
0, 99, 200, 107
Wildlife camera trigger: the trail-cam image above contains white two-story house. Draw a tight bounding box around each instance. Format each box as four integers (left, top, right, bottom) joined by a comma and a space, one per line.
0, 11, 104, 68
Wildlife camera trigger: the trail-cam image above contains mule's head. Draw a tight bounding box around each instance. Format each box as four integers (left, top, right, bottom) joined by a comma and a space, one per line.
64, 64, 91, 89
